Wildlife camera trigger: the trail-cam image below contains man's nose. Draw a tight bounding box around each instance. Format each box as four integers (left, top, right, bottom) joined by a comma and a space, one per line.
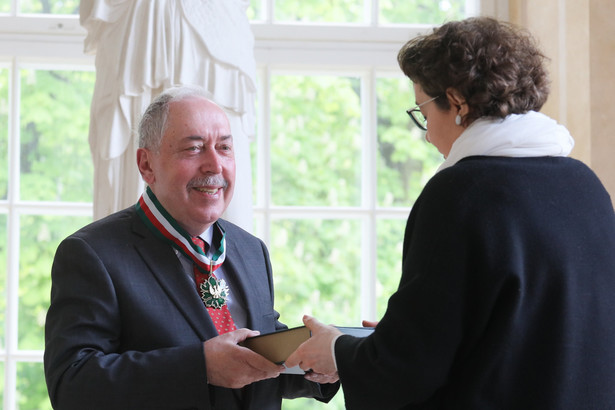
199, 148, 223, 174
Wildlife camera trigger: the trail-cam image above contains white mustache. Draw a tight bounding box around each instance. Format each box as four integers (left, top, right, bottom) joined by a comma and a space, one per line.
187, 175, 228, 189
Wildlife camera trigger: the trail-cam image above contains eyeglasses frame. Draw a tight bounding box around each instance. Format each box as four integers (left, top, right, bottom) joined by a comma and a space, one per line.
406, 95, 440, 131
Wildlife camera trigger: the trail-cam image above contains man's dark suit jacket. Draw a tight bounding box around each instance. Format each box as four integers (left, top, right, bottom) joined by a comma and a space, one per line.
44, 207, 337, 409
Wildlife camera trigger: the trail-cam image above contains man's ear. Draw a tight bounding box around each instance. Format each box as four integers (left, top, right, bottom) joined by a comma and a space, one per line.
445, 87, 469, 116
137, 148, 155, 185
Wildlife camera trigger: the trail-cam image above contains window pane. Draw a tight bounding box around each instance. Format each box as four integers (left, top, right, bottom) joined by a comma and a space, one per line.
20, 69, 94, 202
377, 76, 441, 207
0, 0, 8, 13
18, 214, 91, 350
270, 74, 361, 206
376, 218, 405, 316
271, 219, 361, 328
0, 67, 7, 200
247, 0, 262, 21
380, 0, 468, 24
19, 0, 79, 14
274, 0, 364, 23
0, 214, 5, 349
17, 362, 52, 410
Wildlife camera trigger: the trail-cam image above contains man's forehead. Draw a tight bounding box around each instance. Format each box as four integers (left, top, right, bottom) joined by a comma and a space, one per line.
181, 134, 233, 142
165, 101, 231, 135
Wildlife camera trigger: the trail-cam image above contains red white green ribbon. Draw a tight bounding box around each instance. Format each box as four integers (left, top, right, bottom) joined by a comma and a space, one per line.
135, 186, 226, 274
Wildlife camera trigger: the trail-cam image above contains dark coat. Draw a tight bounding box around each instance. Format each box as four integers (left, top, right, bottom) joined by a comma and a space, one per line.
337, 156, 615, 409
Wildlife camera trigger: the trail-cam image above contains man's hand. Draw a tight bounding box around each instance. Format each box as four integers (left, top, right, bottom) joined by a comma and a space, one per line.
204, 328, 284, 388
285, 315, 342, 378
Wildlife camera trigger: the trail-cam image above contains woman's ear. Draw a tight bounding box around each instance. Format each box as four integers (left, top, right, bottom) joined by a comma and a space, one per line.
445, 87, 469, 116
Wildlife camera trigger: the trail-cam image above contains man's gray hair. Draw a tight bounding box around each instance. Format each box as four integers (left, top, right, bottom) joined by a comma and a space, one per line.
138, 85, 215, 151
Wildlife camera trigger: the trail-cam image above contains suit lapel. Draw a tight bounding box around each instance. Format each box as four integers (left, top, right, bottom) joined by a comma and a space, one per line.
131, 213, 218, 339
223, 248, 258, 328
218, 221, 273, 331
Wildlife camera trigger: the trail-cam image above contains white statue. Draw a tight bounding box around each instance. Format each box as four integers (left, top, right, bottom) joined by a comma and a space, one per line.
80, 0, 256, 231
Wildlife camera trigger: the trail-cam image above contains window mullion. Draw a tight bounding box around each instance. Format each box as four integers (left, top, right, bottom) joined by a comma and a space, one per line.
258, 65, 272, 246
360, 68, 378, 322
4, 56, 20, 410
370, 0, 379, 26
266, 0, 274, 23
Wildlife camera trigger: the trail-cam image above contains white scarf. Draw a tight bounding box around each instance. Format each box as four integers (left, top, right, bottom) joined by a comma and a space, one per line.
437, 111, 574, 172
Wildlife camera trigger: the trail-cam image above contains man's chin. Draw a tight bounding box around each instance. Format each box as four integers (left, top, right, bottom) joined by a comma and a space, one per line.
197, 206, 227, 224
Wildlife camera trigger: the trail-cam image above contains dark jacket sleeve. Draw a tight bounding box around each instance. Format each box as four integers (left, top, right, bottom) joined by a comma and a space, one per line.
44, 235, 212, 410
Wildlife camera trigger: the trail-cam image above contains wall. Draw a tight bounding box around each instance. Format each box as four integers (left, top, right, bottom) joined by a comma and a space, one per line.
589, 0, 615, 206
508, 0, 615, 206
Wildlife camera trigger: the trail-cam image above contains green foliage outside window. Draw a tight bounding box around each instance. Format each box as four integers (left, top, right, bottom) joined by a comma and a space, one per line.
20, 69, 94, 202
274, 0, 364, 23
376, 218, 406, 316
248, 0, 465, 24
380, 0, 466, 24
0, 68, 7, 200
270, 75, 362, 207
17, 0, 79, 14
377, 77, 442, 207
17, 362, 51, 410
272, 219, 362, 329
18, 215, 91, 352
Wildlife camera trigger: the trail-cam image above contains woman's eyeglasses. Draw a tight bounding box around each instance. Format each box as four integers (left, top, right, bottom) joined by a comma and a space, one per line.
406, 95, 439, 131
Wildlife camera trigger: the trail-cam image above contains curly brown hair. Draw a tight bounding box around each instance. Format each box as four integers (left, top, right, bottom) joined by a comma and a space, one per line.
397, 17, 550, 126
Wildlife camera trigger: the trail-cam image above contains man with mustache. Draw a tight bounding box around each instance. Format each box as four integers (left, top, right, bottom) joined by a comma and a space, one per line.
44, 85, 338, 409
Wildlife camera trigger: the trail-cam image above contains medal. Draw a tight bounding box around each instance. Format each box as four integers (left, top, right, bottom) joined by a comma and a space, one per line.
199, 276, 230, 309
198, 260, 229, 309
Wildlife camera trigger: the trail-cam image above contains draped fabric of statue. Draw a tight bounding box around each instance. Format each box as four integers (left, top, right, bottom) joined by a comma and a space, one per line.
79, 0, 256, 231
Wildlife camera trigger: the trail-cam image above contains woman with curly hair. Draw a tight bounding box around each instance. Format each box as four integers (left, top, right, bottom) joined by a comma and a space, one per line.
287, 17, 615, 409
398, 17, 559, 164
